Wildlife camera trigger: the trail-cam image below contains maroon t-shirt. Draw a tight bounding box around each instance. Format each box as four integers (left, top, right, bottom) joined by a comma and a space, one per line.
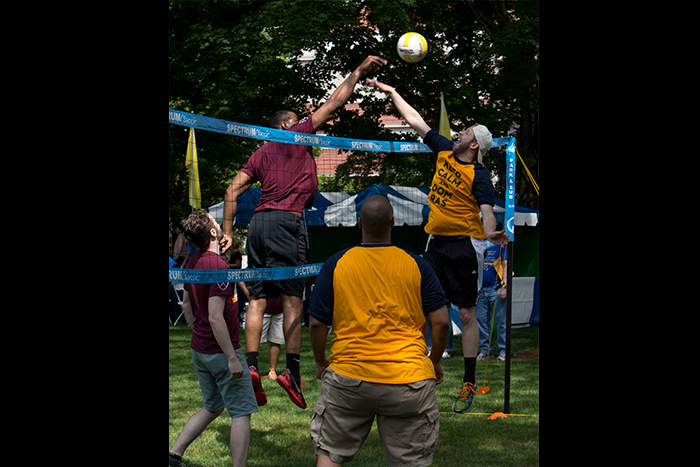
185, 250, 241, 354
241, 114, 318, 212
266, 297, 283, 315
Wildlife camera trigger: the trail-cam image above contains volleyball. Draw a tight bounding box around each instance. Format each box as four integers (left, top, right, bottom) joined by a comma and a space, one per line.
397, 32, 428, 63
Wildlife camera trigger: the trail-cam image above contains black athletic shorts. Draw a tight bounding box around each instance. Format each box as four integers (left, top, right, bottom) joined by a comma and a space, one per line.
423, 235, 486, 308
246, 209, 308, 299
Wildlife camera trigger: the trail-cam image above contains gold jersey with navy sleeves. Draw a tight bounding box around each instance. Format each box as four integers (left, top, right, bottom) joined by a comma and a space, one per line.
423, 129, 495, 238
309, 244, 449, 385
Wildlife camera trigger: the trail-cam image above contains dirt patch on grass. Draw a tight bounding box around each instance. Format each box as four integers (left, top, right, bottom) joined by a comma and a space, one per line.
514, 349, 539, 361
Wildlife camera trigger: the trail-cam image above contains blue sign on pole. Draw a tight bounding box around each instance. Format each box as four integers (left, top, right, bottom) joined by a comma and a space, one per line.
504, 137, 516, 243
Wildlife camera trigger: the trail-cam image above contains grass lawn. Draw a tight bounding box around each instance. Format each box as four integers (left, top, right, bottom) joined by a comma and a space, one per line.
169, 324, 539, 466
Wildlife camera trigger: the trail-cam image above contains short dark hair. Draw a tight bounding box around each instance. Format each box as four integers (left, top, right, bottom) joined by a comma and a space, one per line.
182, 209, 213, 250
269, 110, 293, 129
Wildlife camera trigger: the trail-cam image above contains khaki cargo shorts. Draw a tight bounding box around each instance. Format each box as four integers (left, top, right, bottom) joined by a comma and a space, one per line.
310, 367, 440, 466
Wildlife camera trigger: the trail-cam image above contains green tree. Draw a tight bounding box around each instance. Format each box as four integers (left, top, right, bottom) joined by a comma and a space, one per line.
168, 0, 539, 241
169, 0, 313, 236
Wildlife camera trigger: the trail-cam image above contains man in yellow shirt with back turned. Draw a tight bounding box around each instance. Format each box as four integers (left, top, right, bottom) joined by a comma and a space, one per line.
309, 195, 450, 467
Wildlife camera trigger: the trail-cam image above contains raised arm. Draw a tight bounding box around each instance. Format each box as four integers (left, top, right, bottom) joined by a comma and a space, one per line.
221, 170, 255, 253
366, 78, 431, 138
311, 55, 387, 131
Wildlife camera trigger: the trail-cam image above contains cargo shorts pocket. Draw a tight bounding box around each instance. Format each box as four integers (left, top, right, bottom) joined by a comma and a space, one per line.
310, 398, 326, 448
422, 406, 440, 456
407, 379, 431, 390
329, 370, 363, 388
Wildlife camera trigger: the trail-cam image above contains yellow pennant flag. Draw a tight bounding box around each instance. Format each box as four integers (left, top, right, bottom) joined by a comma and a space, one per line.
493, 250, 504, 284
439, 92, 451, 139
185, 127, 201, 209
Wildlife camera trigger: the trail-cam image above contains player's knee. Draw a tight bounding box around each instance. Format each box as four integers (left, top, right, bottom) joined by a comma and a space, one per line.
281, 295, 303, 315
459, 307, 475, 324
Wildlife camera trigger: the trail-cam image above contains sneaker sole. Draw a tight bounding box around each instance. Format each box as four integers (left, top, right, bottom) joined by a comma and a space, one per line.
453, 399, 474, 413
277, 375, 307, 409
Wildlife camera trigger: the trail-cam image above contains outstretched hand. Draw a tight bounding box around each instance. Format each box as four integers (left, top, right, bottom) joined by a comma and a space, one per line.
358, 55, 388, 74
365, 78, 395, 94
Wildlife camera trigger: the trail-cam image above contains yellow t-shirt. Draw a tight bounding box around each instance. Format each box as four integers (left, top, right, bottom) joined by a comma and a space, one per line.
423, 129, 495, 238
309, 245, 449, 384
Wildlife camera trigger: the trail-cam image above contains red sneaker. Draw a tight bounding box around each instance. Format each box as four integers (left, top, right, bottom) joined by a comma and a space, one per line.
276, 369, 307, 409
249, 366, 267, 406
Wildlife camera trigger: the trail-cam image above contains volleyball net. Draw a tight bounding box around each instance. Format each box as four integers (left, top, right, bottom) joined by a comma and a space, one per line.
168, 108, 516, 284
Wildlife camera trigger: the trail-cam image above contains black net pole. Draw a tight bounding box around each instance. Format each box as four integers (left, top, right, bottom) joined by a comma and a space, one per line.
504, 241, 514, 414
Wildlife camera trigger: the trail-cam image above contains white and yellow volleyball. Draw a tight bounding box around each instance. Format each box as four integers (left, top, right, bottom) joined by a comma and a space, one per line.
397, 32, 428, 63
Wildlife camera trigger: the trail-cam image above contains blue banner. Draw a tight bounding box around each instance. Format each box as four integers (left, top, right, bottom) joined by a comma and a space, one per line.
504, 137, 516, 243
491, 137, 511, 148
169, 263, 324, 284
169, 108, 432, 153
170, 109, 517, 242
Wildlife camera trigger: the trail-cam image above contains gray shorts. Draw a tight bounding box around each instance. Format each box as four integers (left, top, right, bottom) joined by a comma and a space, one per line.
190, 348, 259, 419
310, 367, 440, 466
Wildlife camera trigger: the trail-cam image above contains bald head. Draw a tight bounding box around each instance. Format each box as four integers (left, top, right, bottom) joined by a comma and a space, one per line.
359, 195, 394, 243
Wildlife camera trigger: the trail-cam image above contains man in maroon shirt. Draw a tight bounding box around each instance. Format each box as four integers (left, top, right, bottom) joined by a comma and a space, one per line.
170, 210, 258, 467
221, 55, 386, 409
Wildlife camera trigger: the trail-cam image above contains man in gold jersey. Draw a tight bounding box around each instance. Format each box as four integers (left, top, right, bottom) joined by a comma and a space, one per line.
367, 78, 510, 413
308, 195, 450, 467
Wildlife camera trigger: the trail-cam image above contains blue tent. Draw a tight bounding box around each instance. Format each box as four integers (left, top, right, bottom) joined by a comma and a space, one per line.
208, 184, 538, 228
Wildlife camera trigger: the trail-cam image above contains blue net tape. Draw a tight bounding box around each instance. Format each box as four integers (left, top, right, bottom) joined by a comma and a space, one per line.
169, 264, 323, 284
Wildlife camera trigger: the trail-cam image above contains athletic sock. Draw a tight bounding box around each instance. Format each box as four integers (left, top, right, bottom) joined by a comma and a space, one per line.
463, 357, 477, 384
246, 352, 259, 371
286, 353, 301, 384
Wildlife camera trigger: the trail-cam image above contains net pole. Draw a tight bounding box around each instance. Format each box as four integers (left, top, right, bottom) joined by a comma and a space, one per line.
504, 240, 514, 414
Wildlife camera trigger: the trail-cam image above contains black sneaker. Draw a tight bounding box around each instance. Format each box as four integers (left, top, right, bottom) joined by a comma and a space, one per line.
169, 453, 185, 467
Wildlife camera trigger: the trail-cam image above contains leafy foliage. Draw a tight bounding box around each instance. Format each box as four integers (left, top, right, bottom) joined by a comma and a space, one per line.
169, 0, 539, 238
